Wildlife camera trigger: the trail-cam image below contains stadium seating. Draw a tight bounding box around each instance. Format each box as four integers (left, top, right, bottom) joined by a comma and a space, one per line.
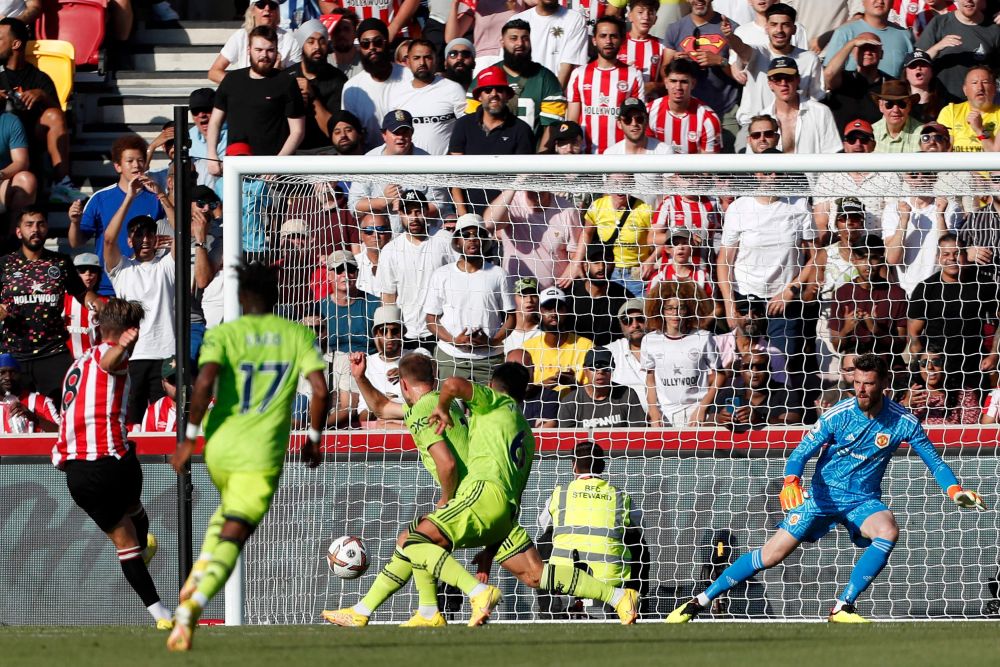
34, 0, 107, 69
26, 40, 75, 110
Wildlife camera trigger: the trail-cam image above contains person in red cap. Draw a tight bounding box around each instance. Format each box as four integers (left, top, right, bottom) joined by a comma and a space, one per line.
448, 66, 534, 216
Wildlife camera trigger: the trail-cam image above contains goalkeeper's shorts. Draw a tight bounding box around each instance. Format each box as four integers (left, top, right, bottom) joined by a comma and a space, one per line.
425, 479, 516, 552
778, 497, 888, 548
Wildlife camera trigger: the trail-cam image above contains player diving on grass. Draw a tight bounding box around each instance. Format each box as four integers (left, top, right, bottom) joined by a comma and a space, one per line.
667, 353, 986, 624
167, 262, 330, 651
324, 354, 638, 626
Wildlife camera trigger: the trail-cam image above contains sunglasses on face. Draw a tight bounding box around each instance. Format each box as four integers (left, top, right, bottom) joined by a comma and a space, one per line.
920, 133, 946, 144
769, 74, 795, 83
254, 0, 278, 9
749, 129, 778, 140
77, 267, 100, 274
191, 108, 212, 116
620, 315, 645, 325
620, 114, 646, 125
362, 226, 392, 235
332, 264, 358, 274
919, 358, 945, 368
359, 37, 385, 49
883, 99, 910, 109
461, 230, 484, 239
447, 50, 473, 59
744, 363, 768, 371
377, 326, 402, 337
196, 199, 220, 210
845, 133, 874, 144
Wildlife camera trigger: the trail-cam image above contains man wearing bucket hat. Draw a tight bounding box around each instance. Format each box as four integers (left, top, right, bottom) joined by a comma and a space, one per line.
871, 80, 922, 153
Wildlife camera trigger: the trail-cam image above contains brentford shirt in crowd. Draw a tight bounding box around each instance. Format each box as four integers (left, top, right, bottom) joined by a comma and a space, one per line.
617, 34, 663, 84
560, 0, 608, 27
567, 61, 644, 154
646, 97, 722, 154
640, 329, 718, 416
652, 195, 720, 250
139, 396, 176, 433
52, 342, 130, 467
340, 0, 412, 34
649, 263, 714, 296
63, 293, 104, 359
890, 0, 955, 35
0, 391, 59, 434
0, 248, 88, 360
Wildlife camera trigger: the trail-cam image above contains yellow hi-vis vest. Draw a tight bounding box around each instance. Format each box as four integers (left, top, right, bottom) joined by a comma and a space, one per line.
548, 476, 632, 587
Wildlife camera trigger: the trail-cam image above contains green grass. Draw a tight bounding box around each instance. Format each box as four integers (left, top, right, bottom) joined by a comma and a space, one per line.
4, 623, 999, 667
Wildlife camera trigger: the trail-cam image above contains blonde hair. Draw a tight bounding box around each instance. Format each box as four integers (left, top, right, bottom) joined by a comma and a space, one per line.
645, 280, 712, 332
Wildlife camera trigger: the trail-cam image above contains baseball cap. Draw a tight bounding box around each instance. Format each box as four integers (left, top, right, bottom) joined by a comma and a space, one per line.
552, 120, 583, 142
126, 215, 157, 235
618, 97, 647, 118
617, 298, 645, 318
381, 109, 413, 133
161, 357, 177, 381
372, 304, 403, 330
836, 197, 865, 218
514, 277, 539, 295
0, 353, 20, 371
920, 122, 949, 136
767, 56, 798, 77
73, 252, 101, 269
668, 228, 697, 244
445, 37, 475, 58
226, 142, 253, 156
192, 184, 220, 203
472, 66, 514, 97
583, 348, 615, 370
454, 213, 487, 234
327, 250, 358, 270
294, 19, 328, 47
538, 286, 567, 307
188, 87, 215, 112
586, 243, 614, 263
903, 49, 932, 68
398, 189, 427, 209
279, 218, 308, 237
843, 118, 875, 138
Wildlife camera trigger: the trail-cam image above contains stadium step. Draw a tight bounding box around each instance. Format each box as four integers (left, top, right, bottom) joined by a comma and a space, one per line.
114, 71, 215, 90
130, 45, 220, 73
134, 21, 239, 47
94, 95, 190, 125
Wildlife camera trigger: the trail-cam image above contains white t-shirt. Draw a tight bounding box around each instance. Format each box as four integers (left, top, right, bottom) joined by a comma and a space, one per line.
108, 254, 176, 360
380, 75, 467, 156
603, 138, 674, 205
342, 63, 411, 150
505, 326, 540, 355
354, 250, 379, 297
640, 330, 718, 417
219, 28, 302, 71
735, 45, 824, 127
374, 231, 455, 339
721, 196, 815, 298
605, 337, 649, 411
512, 6, 589, 77
881, 198, 962, 296
424, 263, 515, 359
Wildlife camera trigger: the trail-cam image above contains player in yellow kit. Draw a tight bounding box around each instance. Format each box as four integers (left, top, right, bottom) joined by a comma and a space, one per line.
167, 263, 329, 651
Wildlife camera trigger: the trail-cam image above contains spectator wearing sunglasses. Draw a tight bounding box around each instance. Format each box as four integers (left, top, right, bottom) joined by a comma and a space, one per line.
759, 56, 841, 154
186, 88, 227, 196
187, 186, 224, 360
604, 97, 673, 206
64, 252, 107, 360
442, 37, 475, 90
605, 298, 651, 411
354, 212, 393, 298
900, 345, 980, 425
342, 18, 409, 150
557, 348, 646, 429
915, 0, 1000, 102
210, 0, 302, 84
871, 79, 922, 152
744, 113, 780, 153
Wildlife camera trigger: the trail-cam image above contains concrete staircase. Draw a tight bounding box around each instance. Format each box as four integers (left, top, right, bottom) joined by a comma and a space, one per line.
54, 20, 235, 244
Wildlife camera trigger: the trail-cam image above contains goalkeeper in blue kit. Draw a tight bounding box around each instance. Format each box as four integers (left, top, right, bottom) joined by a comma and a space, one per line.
667, 353, 986, 624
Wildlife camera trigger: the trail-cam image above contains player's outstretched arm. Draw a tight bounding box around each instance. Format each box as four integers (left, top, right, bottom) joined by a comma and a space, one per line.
172, 362, 220, 473
302, 369, 330, 469
908, 425, 988, 511
429, 376, 474, 435
348, 352, 404, 421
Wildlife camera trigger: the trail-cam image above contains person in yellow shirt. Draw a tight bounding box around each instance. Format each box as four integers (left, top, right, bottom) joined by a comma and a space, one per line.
574, 176, 654, 296
521, 286, 594, 394
936, 65, 1000, 153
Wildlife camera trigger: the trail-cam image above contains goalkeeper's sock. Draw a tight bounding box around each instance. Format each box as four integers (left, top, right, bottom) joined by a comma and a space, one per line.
357, 548, 412, 616
129, 506, 150, 550
403, 542, 480, 595
539, 563, 617, 605
703, 548, 765, 602
194, 536, 242, 605
839, 538, 895, 605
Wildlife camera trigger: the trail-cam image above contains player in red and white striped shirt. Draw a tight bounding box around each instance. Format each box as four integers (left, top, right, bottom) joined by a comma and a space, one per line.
52, 298, 172, 627
0, 353, 59, 433
567, 16, 645, 154
647, 58, 722, 154
339, 0, 420, 39
617, 0, 664, 95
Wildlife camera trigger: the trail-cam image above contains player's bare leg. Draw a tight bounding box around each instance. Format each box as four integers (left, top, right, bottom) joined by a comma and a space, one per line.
169, 519, 252, 651
829, 511, 899, 624
106, 510, 172, 628
667, 529, 801, 623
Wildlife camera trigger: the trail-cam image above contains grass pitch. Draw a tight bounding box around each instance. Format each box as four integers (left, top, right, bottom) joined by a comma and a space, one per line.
4, 622, 998, 667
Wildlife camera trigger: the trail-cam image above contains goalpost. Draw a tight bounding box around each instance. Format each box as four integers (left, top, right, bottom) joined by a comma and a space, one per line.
220, 153, 1000, 624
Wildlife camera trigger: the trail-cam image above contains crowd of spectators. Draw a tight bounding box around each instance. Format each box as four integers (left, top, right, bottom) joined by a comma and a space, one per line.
8, 0, 1000, 433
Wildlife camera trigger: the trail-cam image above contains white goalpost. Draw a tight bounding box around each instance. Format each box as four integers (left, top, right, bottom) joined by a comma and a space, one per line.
219, 153, 1000, 625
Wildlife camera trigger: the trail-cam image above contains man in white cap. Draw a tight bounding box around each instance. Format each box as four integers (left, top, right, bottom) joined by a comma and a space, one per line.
604, 297, 650, 411
522, 286, 594, 393
442, 37, 475, 89
424, 213, 515, 382
64, 252, 107, 360
286, 19, 348, 152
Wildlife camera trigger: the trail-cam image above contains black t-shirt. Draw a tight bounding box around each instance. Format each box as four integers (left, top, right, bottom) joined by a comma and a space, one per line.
907, 268, 999, 371
1, 63, 59, 131
823, 70, 893, 129
0, 248, 87, 358
557, 384, 646, 429
284, 62, 346, 150
215, 67, 306, 156
571, 280, 634, 347
449, 109, 535, 212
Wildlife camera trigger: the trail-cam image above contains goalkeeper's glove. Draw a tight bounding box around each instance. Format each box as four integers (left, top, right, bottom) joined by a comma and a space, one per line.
779, 475, 805, 512
948, 485, 987, 511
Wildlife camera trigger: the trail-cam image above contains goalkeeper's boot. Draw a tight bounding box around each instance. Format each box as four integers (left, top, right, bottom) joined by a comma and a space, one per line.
827, 603, 870, 624
665, 599, 704, 624
166, 600, 202, 652
155, 618, 174, 631
142, 533, 158, 566
179, 559, 209, 603
321, 607, 369, 627
614, 588, 640, 625
468, 585, 502, 627
400, 611, 447, 628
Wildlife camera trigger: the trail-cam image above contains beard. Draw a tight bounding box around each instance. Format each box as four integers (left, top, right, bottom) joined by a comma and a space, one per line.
502, 49, 532, 73
302, 54, 326, 75
361, 50, 390, 75
22, 237, 45, 252
413, 67, 435, 83
250, 58, 276, 76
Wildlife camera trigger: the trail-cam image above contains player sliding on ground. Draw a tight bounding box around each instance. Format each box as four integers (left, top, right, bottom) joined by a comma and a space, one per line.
667, 353, 986, 624
167, 262, 330, 651
398, 363, 638, 626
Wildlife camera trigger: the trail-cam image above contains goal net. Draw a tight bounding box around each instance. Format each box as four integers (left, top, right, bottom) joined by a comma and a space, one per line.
222, 153, 1000, 623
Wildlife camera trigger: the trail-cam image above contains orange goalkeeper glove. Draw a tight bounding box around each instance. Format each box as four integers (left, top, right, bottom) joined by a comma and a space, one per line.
779, 475, 805, 512
948, 485, 987, 511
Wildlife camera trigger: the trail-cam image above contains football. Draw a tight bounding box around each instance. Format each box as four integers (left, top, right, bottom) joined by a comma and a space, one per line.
327, 535, 369, 579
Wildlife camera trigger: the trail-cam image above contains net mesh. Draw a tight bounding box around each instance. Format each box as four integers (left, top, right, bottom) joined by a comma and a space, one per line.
233, 163, 1000, 622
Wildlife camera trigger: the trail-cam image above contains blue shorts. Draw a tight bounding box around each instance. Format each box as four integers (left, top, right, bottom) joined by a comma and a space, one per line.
778, 497, 889, 548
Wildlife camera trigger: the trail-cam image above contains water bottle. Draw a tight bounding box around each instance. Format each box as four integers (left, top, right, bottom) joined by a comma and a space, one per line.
4, 392, 27, 433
